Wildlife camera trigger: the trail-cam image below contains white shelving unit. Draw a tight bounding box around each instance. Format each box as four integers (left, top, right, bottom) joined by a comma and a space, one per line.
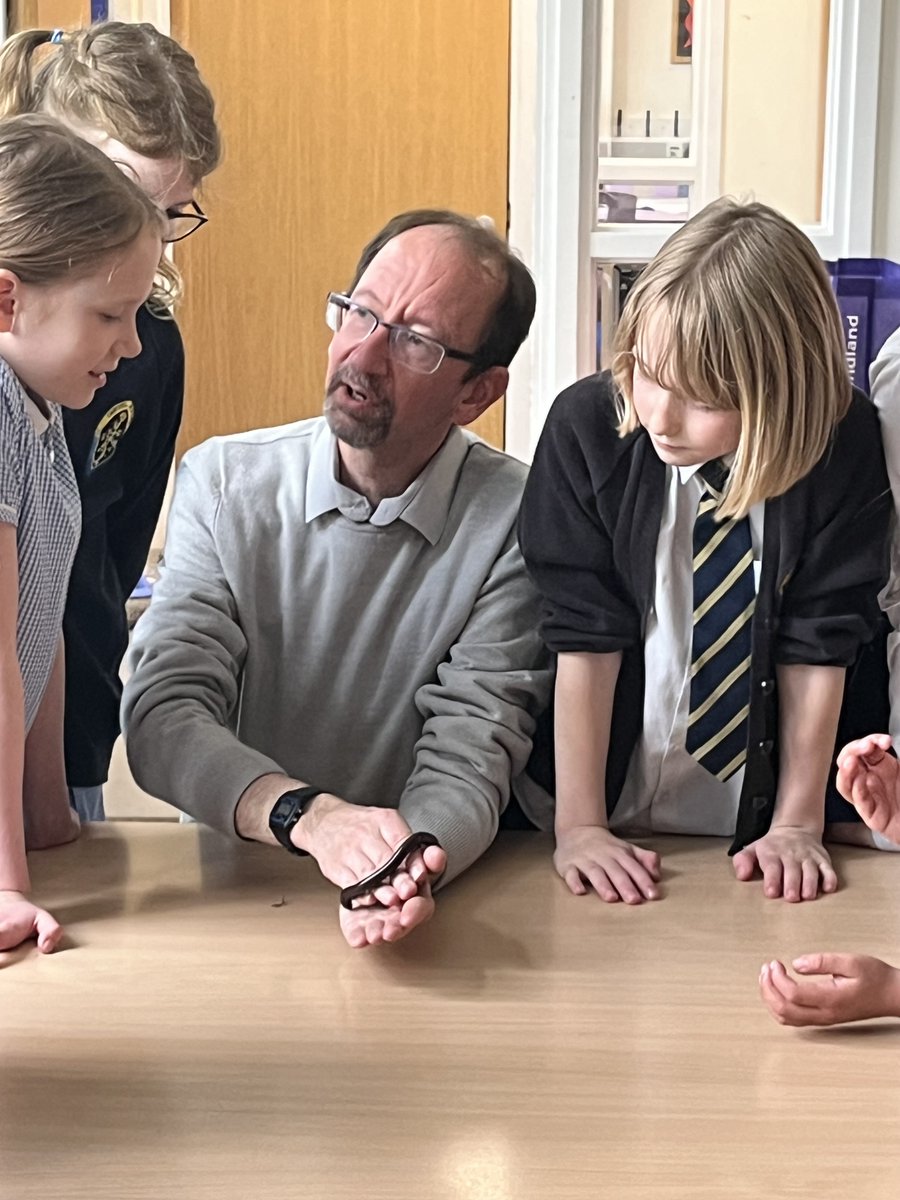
506, 0, 884, 461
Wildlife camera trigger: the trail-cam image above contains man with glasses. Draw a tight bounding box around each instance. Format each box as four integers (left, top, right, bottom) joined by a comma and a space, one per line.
123, 210, 551, 948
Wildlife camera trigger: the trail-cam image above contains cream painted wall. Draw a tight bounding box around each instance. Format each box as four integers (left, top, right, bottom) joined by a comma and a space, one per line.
873, 0, 900, 263
606, 0, 829, 222
720, 0, 829, 224
611, 0, 692, 138
108, 0, 169, 31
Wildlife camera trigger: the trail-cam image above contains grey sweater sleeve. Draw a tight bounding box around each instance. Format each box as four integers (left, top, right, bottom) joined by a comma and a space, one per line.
872, 328, 900, 522
872, 329, 900, 624
122, 450, 284, 832
398, 530, 553, 885
871, 328, 900, 741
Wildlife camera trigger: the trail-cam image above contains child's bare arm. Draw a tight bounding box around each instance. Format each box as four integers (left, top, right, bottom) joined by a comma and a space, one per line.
22, 636, 79, 850
0, 523, 28, 894
0, 524, 62, 953
553, 650, 660, 904
733, 663, 842, 901
760, 955, 900, 1026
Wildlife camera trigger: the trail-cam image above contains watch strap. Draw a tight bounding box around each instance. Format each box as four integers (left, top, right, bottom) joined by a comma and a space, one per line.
268, 786, 322, 857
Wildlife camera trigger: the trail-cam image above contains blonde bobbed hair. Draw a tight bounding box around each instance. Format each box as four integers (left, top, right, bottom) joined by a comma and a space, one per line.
611, 197, 851, 519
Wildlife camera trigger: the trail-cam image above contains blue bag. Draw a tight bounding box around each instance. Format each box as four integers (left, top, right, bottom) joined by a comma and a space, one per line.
827, 258, 900, 391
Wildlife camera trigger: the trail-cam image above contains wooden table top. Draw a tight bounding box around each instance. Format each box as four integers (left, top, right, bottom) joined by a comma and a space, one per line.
2, 824, 899, 1200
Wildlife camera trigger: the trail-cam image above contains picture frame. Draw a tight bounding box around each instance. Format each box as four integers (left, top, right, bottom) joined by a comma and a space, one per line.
672, 0, 693, 63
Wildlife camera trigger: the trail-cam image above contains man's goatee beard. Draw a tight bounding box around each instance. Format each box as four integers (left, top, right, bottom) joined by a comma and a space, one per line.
324, 366, 394, 448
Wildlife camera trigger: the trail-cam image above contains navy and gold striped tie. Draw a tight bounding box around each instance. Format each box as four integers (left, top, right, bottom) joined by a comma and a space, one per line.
685, 462, 755, 781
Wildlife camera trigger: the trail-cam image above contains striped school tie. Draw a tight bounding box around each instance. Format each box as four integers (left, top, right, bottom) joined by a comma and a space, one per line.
685, 461, 755, 781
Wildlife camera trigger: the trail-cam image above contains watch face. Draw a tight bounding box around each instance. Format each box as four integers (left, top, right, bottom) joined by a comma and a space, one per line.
272, 796, 296, 826
269, 791, 315, 857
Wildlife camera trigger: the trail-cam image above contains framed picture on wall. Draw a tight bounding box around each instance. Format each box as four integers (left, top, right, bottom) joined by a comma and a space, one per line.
672, 0, 693, 63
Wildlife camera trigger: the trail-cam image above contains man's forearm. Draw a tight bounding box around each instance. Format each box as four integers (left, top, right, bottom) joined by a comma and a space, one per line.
774, 663, 846, 827
234, 773, 346, 854
123, 690, 293, 834
234, 773, 302, 843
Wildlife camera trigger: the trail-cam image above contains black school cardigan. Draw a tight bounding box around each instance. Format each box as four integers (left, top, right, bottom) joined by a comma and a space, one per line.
62, 306, 185, 787
518, 372, 891, 853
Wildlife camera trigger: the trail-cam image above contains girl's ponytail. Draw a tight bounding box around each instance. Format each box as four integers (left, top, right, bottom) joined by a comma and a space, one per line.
0, 29, 54, 120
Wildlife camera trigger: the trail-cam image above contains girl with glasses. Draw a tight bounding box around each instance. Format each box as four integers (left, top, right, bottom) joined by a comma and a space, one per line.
0, 22, 221, 831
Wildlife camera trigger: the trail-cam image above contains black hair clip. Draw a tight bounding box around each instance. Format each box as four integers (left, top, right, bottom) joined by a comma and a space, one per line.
339, 831, 443, 910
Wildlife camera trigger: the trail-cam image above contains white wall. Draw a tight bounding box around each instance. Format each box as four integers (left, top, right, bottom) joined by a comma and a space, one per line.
108, 0, 170, 31
873, 0, 900, 262
611, 0, 692, 138
720, 0, 829, 225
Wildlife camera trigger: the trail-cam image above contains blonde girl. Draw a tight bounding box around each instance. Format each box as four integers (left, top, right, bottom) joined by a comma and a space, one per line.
0, 23, 220, 827
0, 114, 163, 951
517, 197, 890, 905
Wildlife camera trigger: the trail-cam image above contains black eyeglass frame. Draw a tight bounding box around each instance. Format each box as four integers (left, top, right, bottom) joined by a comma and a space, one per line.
163, 199, 208, 244
326, 291, 490, 374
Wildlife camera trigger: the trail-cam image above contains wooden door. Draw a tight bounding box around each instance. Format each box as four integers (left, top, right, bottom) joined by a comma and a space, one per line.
8, 0, 88, 28
171, 0, 511, 452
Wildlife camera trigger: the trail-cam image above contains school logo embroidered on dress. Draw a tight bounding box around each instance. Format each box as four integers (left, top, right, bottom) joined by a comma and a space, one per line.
89, 400, 135, 470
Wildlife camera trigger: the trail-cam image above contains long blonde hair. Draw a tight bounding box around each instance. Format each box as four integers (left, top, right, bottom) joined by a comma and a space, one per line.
0, 113, 162, 284
0, 22, 220, 309
612, 198, 850, 519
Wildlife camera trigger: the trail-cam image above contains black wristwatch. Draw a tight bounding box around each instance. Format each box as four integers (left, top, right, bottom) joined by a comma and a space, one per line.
268, 786, 323, 856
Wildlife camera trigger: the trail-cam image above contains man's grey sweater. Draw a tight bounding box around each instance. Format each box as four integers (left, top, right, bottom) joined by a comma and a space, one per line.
122, 417, 551, 883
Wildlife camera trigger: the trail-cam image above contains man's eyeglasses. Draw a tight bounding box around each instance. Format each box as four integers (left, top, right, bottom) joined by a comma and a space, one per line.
325, 292, 486, 376
164, 200, 208, 244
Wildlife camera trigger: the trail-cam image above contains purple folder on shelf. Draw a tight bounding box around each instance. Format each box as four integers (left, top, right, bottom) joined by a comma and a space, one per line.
826, 258, 900, 391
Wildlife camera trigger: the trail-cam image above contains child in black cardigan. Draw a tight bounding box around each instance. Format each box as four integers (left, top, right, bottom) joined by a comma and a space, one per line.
518, 198, 891, 906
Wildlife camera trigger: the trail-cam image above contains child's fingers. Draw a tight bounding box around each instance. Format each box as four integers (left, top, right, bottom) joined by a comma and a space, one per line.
861, 733, 894, 761
761, 856, 784, 899
759, 962, 806, 1024
836, 755, 862, 788
817, 857, 838, 894
836, 743, 867, 772
850, 776, 878, 820
798, 849, 837, 900
582, 864, 627, 903
793, 952, 857, 978
563, 866, 588, 897
606, 856, 658, 903
761, 959, 798, 1001
760, 961, 833, 1025
35, 911, 62, 954
839, 734, 891, 765
780, 857, 803, 902
633, 845, 662, 879
800, 858, 822, 901
731, 847, 758, 882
